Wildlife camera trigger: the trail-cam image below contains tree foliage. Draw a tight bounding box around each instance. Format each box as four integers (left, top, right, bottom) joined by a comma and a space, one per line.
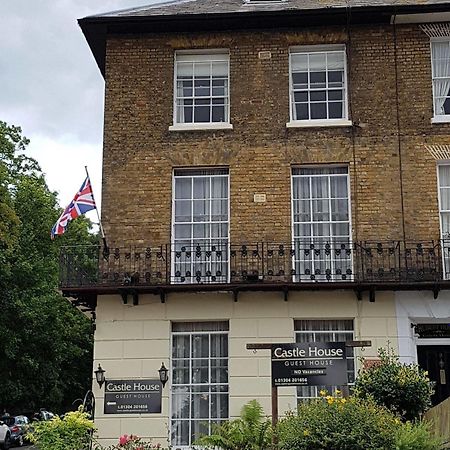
0, 121, 96, 414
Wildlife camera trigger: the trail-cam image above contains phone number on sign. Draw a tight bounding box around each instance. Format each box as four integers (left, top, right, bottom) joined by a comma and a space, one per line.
117, 405, 148, 410
274, 377, 307, 384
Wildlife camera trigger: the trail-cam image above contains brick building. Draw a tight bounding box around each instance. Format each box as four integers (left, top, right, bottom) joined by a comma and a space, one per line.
64, 0, 450, 445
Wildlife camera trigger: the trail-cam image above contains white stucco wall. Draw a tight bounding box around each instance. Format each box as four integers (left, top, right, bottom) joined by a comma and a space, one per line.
395, 291, 450, 364
92, 289, 398, 446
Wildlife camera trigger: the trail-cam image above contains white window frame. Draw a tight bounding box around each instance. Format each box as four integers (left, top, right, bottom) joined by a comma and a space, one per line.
290, 166, 353, 282
437, 163, 450, 279
171, 168, 230, 284
170, 50, 233, 131
295, 319, 355, 402
431, 38, 450, 124
170, 322, 229, 448
287, 45, 352, 128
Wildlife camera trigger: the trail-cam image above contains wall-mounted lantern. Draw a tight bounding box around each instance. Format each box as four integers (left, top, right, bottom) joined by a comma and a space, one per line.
158, 362, 169, 388
95, 364, 106, 388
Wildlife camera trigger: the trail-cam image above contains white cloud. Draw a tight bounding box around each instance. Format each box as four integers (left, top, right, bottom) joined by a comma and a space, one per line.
1, 0, 160, 214
27, 134, 103, 222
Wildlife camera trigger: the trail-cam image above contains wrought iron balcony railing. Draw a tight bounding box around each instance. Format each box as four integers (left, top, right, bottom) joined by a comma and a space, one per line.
59, 240, 450, 290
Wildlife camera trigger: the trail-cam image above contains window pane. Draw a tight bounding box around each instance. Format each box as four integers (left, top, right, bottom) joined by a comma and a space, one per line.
292, 72, 308, 89
175, 200, 192, 222
177, 79, 193, 97
332, 222, 350, 238
194, 78, 210, 96
310, 71, 326, 88
171, 419, 189, 446
212, 62, 228, 76
175, 178, 192, 199
212, 106, 226, 122
331, 199, 349, 221
312, 199, 330, 222
327, 52, 345, 70
294, 223, 311, 238
311, 176, 329, 198
291, 53, 308, 71
175, 224, 191, 239
193, 177, 210, 199
330, 176, 348, 198
295, 103, 309, 120
329, 102, 344, 119
328, 90, 343, 101
194, 106, 211, 122
173, 334, 190, 358
177, 62, 193, 77
211, 177, 228, 198
294, 91, 308, 102
309, 53, 326, 71
293, 199, 311, 222
311, 103, 327, 119
310, 91, 326, 101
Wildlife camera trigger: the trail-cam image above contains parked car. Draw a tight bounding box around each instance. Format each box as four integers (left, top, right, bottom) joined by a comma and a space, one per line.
1, 416, 29, 447
32, 409, 54, 422
0, 419, 11, 450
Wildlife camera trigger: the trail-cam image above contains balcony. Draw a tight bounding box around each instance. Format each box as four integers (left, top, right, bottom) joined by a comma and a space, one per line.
59, 240, 450, 308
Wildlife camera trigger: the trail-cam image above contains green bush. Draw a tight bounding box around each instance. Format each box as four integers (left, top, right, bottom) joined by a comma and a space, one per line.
277, 393, 400, 450
354, 348, 433, 421
394, 420, 443, 450
195, 400, 272, 450
26, 409, 95, 450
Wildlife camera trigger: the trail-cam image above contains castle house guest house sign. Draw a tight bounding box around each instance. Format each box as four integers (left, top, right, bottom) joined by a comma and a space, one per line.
104, 380, 162, 414
271, 342, 347, 387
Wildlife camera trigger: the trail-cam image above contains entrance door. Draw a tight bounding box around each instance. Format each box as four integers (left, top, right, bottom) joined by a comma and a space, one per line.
417, 346, 450, 406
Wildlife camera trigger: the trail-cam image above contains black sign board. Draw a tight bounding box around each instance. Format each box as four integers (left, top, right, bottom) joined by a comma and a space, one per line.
104, 379, 162, 414
414, 323, 450, 339
271, 342, 347, 387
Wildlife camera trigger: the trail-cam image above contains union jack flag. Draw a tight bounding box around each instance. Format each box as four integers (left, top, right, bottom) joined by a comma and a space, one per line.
51, 176, 96, 238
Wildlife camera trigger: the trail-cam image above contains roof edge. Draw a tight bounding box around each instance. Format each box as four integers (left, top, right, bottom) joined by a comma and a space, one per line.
78, 2, 450, 77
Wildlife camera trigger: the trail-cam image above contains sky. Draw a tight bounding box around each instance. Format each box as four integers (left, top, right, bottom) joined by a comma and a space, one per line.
1, 0, 160, 222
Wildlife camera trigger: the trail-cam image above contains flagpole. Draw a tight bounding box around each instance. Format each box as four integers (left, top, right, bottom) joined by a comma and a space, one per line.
85, 166, 109, 253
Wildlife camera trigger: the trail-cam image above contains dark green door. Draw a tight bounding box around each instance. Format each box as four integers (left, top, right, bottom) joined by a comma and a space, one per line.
417, 345, 450, 406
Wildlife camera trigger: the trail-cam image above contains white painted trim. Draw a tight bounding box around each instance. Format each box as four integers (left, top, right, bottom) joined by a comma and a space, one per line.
432, 116, 450, 124
286, 119, 353, 128
290, 166, 353, 282
169, 325, 230, 448
172, 50, 231, 127
288, 46, 350, 124
417, 338, 450, 346
394, 13, 450, 24
169, 123, 233, 131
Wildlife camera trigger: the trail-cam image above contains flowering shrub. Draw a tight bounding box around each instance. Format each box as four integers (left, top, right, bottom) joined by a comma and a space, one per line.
277, 391, 400, 450
354, 348, 433, 421
26, 409, 95, 450
95, 434, 163, 450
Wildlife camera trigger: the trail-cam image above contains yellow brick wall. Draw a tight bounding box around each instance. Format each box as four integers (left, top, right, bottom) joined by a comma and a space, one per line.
100, 24, 450, 248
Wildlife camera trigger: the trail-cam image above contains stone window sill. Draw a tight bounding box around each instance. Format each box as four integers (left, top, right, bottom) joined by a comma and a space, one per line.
286, 120, 353, 129
431, 116, 450, 124
169, 123, 233, 131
